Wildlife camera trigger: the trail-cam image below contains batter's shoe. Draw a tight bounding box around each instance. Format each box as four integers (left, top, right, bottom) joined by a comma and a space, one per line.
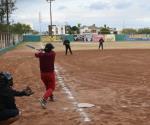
49, 94, 55, 102
39, 98, 47, 109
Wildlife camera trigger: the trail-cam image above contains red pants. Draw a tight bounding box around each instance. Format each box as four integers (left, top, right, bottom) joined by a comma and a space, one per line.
41, 72, 55, 100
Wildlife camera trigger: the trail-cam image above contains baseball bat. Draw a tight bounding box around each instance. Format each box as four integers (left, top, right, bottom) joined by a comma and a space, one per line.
26, 45, 43, 51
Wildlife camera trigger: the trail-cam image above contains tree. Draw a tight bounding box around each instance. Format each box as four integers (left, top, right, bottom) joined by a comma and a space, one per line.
122, 28, 137, 34
65, 25, 72, 34
77, 23, 81, 34
0, 22, 37, 35
72, 26, 79, 34
0, 4, 5, 23
0, 24, 8, 32
100, 25, 110, 34
0, 0, 16, 24
77, 23, 81, 28
65, 25, 79, 34
137, 28, 150, 34
10, 23, 32, 34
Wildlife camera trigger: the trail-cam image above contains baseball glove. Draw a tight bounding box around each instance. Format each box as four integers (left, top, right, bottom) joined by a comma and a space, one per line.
23, 86, 34, 96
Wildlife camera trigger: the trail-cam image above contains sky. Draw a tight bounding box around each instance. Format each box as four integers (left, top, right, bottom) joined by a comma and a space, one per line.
11, 0, 150, 32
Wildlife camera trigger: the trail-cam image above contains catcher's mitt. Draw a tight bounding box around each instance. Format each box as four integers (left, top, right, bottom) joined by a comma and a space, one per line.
23, 86, 34, 96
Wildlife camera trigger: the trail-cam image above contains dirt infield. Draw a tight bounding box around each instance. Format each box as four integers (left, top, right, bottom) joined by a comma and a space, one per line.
1, 42, 150, 125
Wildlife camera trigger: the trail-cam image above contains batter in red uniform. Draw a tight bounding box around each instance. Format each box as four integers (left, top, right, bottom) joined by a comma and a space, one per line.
35, 43, 55, 109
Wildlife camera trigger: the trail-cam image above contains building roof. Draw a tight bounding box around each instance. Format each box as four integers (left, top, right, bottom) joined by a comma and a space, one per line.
80, 24, 99, 30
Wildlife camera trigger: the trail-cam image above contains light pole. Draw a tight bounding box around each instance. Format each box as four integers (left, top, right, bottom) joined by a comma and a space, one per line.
46, 0, 55, 37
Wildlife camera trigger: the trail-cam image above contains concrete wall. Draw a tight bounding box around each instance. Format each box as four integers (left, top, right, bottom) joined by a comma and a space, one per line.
0, 32, 23, 50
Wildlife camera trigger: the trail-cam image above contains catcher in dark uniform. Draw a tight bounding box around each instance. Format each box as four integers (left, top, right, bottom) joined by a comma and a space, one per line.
0, 72, 33, 125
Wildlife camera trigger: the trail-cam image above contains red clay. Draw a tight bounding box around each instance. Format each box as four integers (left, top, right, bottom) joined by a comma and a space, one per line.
0, 45, 150, 125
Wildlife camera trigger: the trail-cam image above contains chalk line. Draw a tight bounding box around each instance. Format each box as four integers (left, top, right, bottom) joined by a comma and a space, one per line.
55, 65, 91, 122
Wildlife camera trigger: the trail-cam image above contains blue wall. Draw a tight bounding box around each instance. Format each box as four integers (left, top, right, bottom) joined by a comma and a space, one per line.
23, 35, 41, 42
62, 35, 74, 42
116, 34, 150, 41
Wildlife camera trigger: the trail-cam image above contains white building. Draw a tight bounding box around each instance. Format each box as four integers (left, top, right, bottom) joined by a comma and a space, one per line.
52, 25, 65, 35
80, 24, 100, 34
80, 24, 117, 35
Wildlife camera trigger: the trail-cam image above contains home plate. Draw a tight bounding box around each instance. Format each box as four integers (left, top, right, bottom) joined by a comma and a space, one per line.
77, 103, 95, 108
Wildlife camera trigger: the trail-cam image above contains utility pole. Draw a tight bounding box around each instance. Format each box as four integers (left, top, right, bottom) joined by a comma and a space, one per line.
39, 12, 42, 35
46, 0, 55, 37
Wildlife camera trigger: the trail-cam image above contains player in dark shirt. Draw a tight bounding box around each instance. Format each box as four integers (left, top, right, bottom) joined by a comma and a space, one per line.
35, 43, 56, 109
0, 72, 33, 124
99, 38, 104, 50
63, 39, 73, 55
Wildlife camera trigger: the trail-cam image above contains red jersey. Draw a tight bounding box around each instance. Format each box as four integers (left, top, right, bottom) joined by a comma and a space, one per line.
35, 51, 55, 73
99, 38, 104, 43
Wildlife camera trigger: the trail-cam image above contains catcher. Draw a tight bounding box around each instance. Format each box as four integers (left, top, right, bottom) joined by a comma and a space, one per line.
0, 72, 33, 125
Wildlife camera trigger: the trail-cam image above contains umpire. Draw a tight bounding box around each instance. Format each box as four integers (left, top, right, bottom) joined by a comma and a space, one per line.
63, 39, 73, 55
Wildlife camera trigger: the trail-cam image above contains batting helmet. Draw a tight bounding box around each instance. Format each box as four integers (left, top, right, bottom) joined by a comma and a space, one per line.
44, 43, 54, 52
0, 72, 13, 88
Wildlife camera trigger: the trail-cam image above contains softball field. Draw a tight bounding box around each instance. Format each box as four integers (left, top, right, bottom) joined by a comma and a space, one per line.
1, 41, 150, 125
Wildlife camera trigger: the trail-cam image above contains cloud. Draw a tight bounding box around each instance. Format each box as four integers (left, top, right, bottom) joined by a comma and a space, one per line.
113, 1, 132, 9
136, 2, 150, 11
12, 0, 150, 31
137, 17, 150, 22
57, 6, 67, 10
89, 2, 110, 10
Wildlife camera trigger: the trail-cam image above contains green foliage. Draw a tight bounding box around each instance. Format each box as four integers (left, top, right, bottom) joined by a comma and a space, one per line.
65, 25, 80, 34
100, 25, 110, 34
0, 8, 5, 23
0, 23, 32, 34
0, 24, 9, 32
11, 23, 32, 34
65, 25, 72, 34
137, 28, 150, 34
122, 28, 150, 34
72, 26, 79, 34
77, 23, 81, 34
0, 0, 16, 24
32, 30, 39, 34
77, 23, 81, 28
100, 28, 110, 34
122, 28, 137, 34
